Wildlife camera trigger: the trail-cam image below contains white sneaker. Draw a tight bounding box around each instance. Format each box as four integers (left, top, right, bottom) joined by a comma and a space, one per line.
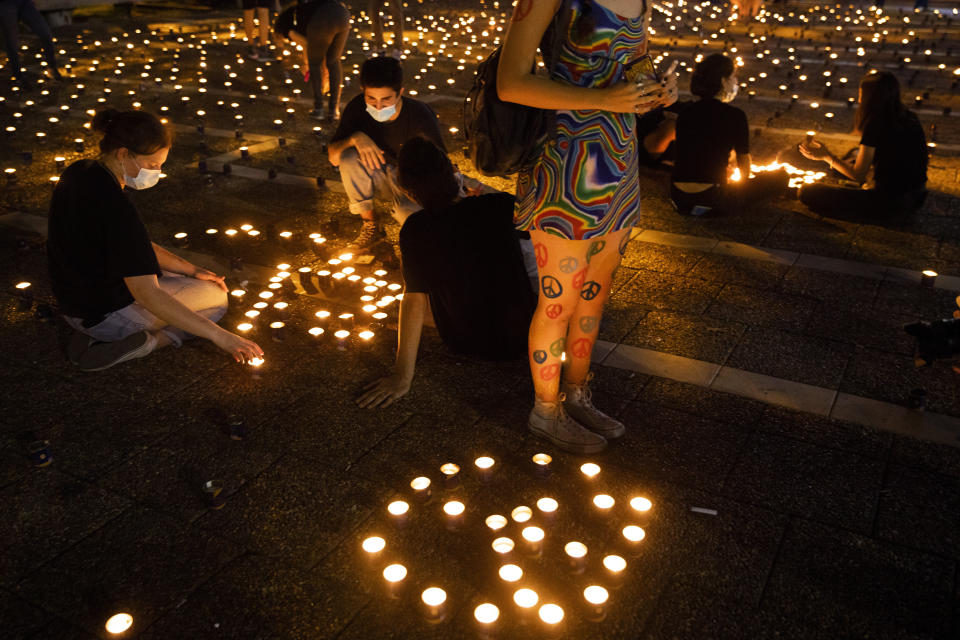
528, 397, 607, 455
561, 373, 626, 439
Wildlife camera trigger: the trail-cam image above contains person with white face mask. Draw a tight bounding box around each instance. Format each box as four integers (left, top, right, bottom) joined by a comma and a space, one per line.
670, 53, 787, 216
327, 56, 452, 251
48, 108, 263, 371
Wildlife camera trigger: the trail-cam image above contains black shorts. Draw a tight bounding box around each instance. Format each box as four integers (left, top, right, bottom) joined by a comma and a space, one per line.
242, 0, 273, 9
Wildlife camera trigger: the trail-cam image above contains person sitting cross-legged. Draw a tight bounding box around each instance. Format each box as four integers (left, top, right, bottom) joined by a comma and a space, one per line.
356, 137, 537, 409
327, 56, 448, 251
48, 109, 264, 372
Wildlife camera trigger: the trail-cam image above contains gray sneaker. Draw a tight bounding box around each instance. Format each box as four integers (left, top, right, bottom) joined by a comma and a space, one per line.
77, 331, 157, 372
561, 373, 626, 439
347, 222, 386, 251
67, 330, 94, 365
528, 397, 607, 455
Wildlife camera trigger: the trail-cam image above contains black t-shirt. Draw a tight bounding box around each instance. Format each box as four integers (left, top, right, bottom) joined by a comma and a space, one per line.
47, 160, 161, 320
331, 94, 447, 165
672, 98, 750, 185
400, 193, 535, 359
275, 0, 326, 38
860, 110, 927, 194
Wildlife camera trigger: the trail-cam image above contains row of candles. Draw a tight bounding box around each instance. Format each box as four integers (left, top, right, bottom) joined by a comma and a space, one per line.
360, 456, 653, 631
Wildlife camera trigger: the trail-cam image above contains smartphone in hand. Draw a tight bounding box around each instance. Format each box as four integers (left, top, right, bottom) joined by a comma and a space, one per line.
624, 54, 658, 86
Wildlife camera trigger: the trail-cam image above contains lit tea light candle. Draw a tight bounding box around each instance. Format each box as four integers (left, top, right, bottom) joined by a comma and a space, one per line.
244, 310, 260, 319
105, 612, 133, 635
421, 587, 447, 622
474, 456, 495, 483
387, 500, 409, 528
580, 462, 601, 479
498, 563, 523, 582
361, 535, 385, 557
630, 496, 652, 513
247, 357, 264, 367
532, 453, 552, 476
538, 603, 564, 628
308, 326, 324, 338
443, 500, 465, 530
440, 462, 461, 489
315, 310, 331, 319
536, 497, 558, 515
593, 494, 615, 512
410, 476, 432, 503
382, 563, 407, 599
358, 330, 374, 341
920, 269, 937, 288
237, 322, 253, 332
15, 282, 31, 290
603, 554, 627, 587
583, 585, 609, 621
513, 587, 539, 612
474, 602, 499, 628
492, 537, 514, 556
805, 130, 816, 145
511, 505, 532, 523
564, 541, 588, 573
521, 526, 545, 555
485, 514, 507, 531
622, 525, 645, 554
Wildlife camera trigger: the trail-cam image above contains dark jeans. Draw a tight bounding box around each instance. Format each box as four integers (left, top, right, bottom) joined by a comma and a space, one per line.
799, 184, 927, 222
670, 170, 789, 216
0, 0, 57, 80
305, 0, 350, 115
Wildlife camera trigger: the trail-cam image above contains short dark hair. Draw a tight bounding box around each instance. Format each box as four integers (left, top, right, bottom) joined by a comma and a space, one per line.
92, 108, 172, 155
360, 56, 403, 93
398, 137, 459, 211
690, 53, 734, 99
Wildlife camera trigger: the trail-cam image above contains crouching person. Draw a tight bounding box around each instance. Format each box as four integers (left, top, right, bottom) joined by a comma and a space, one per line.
356, 137, 537, 408
48, 108, 264, 371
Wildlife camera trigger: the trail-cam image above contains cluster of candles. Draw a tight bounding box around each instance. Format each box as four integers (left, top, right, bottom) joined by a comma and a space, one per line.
360, 455, 653, 632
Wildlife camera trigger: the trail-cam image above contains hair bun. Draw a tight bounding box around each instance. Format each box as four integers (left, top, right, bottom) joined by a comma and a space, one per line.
92, 108, 120, 133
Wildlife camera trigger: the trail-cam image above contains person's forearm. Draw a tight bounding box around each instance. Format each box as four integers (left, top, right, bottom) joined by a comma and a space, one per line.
153, 242, 197, 276
327, 134, 354, 166
498, 73, 609, 111
134, 286, 225, 342
394, 293, 426, 383
826, 154, 861, 182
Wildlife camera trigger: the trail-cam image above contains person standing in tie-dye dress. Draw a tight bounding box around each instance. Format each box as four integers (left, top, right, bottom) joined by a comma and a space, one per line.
498, 0, 677, 453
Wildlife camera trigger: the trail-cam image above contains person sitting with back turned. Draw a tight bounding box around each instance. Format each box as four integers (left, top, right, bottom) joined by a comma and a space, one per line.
327, 56, 448, 251
48, 109, 264, 372
671, 53, 787, 216
798, 70, 928, 222
356, 137, 537, 409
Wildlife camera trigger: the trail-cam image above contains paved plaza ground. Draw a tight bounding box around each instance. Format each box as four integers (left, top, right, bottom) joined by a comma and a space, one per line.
1, 1, 960, 638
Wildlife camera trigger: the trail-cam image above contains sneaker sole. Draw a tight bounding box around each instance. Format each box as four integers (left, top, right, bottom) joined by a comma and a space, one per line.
528, 422, 607, 455
78, 333, 155, 372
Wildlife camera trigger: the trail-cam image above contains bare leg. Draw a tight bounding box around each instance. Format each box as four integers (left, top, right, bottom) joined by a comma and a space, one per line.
243, 8, 255, 43
256, 6, 270, 46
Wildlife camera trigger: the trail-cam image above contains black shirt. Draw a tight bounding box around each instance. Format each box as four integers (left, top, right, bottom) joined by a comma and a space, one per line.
47, 160, 161, 320
861, 110, 927, 194
672, 98, 750, 185
400, 193, 535, 359
275, 0, 327, 38
331, 94, 447, 165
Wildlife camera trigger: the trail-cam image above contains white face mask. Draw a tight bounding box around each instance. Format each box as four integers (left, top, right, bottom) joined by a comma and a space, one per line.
366, 101, 398, 122
123, 155, 162, 190
719, 75, 739, 103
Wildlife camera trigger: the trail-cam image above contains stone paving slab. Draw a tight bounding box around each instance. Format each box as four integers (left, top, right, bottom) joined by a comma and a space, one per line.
875, 464, 960, 562
761, 518, 956, 639
14, 506, 243, 639
724, 326, 854, 389
622, 310, 747, 363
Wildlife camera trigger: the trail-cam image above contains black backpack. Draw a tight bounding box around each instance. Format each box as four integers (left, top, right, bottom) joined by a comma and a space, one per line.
463, 1, 573, 177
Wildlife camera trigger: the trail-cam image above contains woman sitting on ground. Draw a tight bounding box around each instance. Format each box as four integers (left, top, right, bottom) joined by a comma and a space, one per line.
48, 108, 263, 372
356, 137, 537, 409
798, 70, 928, 221
671, 53, 787, 216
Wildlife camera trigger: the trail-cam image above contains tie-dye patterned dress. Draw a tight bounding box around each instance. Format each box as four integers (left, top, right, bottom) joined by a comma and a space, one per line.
514, 0, 646, 240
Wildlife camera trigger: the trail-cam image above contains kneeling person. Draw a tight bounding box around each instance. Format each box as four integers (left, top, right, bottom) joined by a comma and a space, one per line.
48, 109, 263, 371
327, 56, 448, 250
356, 137, 537, 408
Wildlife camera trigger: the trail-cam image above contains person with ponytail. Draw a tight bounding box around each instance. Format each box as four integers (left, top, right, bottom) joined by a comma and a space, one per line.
798, 70, 928, 221
670, 53, 787, 216
47, 109, 264, 372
